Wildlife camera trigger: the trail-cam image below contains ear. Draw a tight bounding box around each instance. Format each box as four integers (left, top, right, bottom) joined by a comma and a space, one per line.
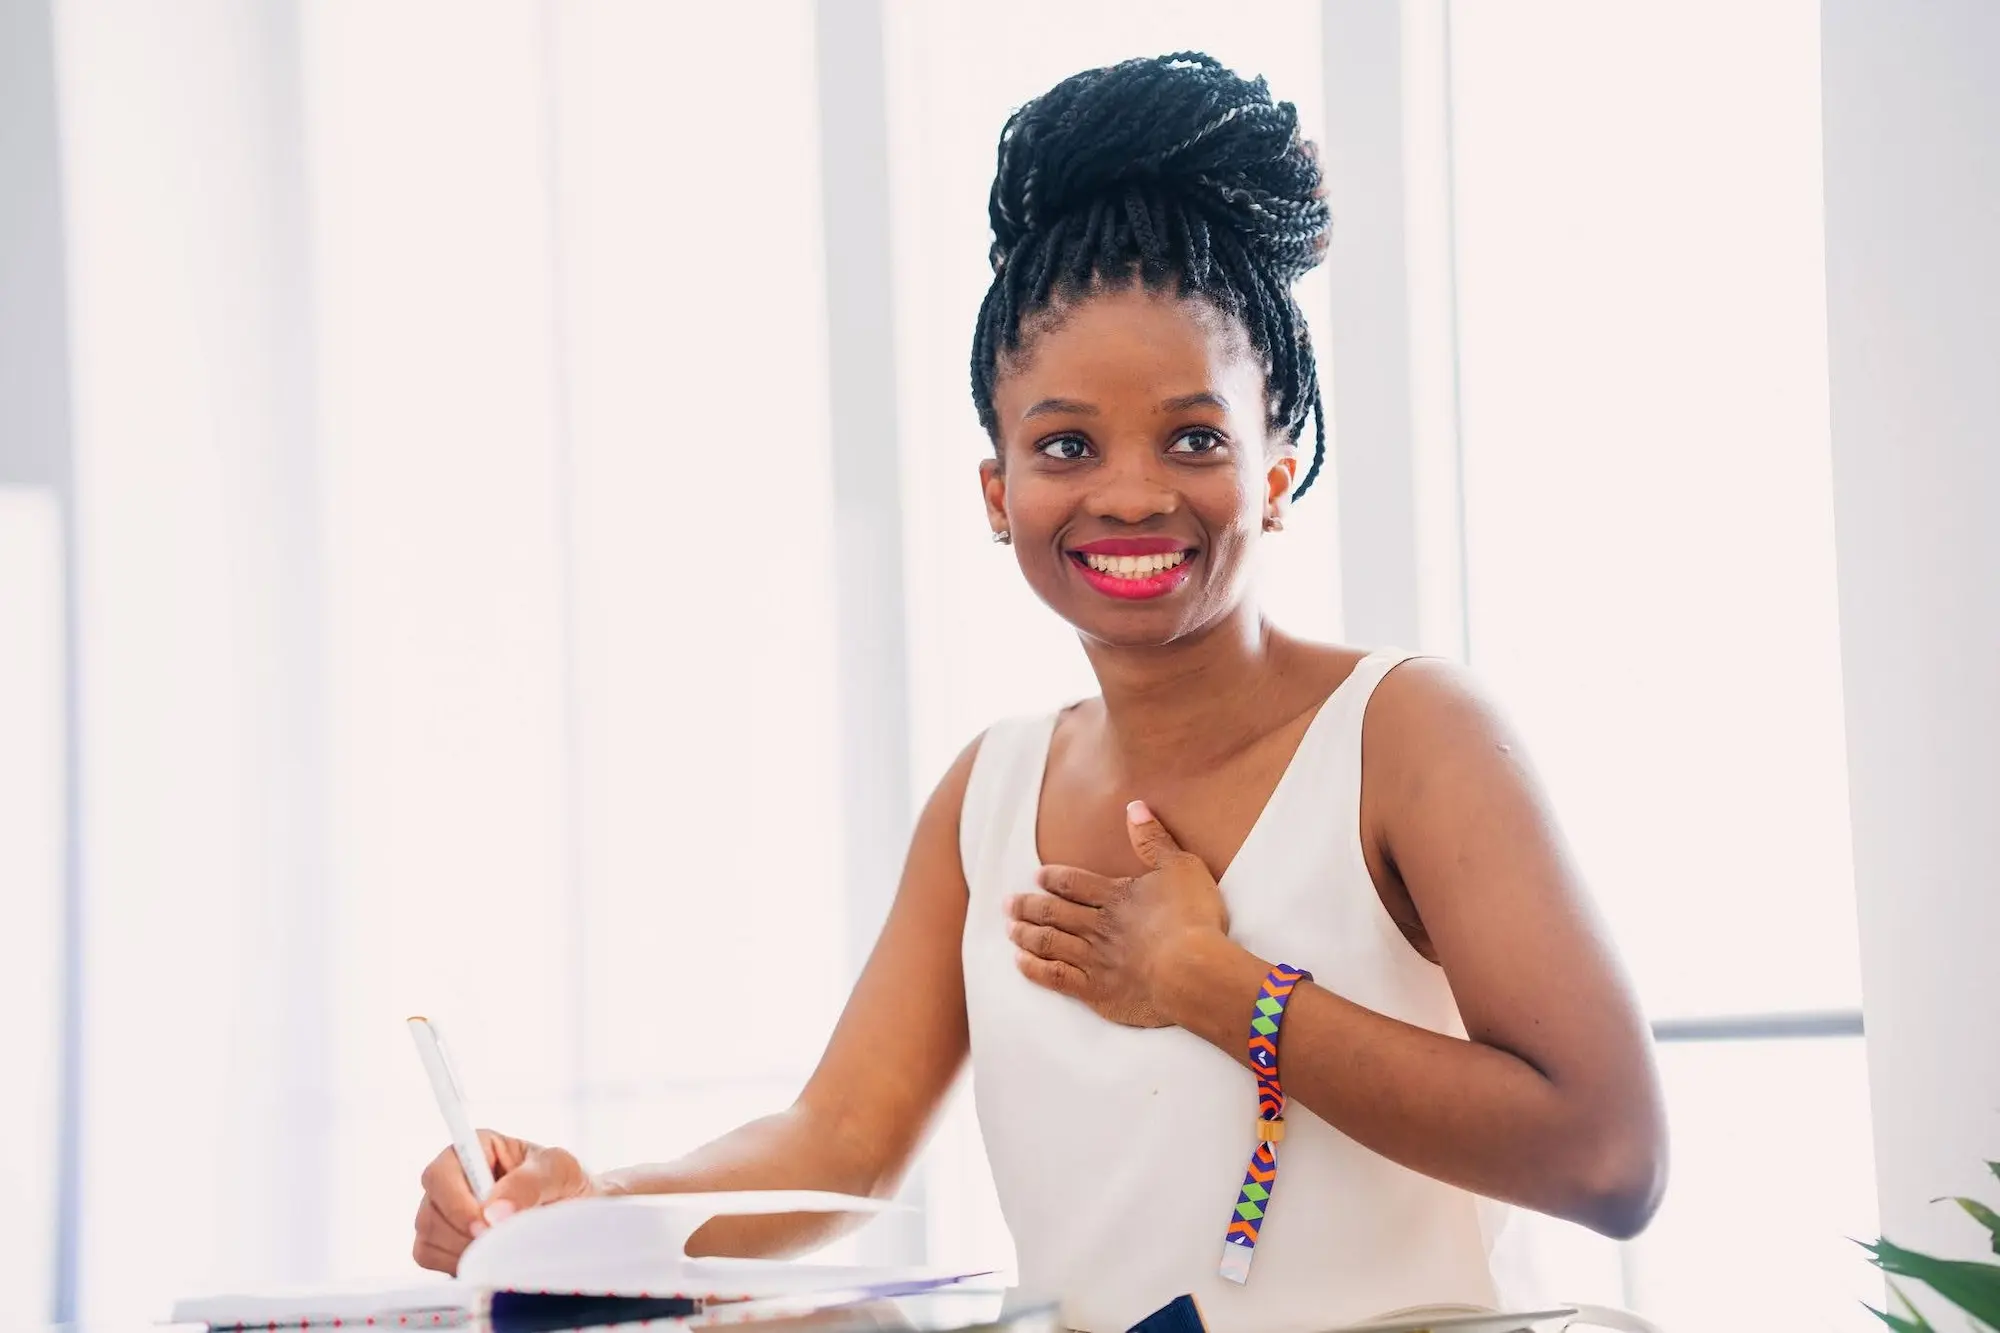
1263, 451, 1298, 528
980, 457, 1009, 538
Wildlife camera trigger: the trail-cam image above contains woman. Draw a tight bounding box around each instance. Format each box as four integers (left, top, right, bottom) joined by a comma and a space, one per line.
413, 53, 1667, 1331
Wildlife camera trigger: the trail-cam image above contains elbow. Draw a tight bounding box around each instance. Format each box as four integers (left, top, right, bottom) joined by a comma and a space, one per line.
1570, 1131, 1668, 1241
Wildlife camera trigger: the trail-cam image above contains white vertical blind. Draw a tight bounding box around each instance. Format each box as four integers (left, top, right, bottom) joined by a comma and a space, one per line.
0, 490, 65, 1324
55, 1, 329, 1314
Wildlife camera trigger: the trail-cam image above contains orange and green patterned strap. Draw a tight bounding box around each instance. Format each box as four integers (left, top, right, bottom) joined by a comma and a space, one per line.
1218, 962, 1311, 1285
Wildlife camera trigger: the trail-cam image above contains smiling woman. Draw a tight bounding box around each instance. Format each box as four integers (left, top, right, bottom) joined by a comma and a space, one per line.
981, 285, 1287, 635
408, 51, 1667, 1333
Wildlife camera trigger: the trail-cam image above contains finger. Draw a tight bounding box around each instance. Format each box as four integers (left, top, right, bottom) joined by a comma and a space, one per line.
1007, 919, 1092, 970
1124, 799, 1186, 870
483, 1145, 589, 1226
416, 1193, 471, 1246
1007, 891, 1098, 937
419, 1146, 485, 1236
413, 1235, 464, 1276
480, 1127, 533, 1174
1036, 864, 1123, 907
1014, 948, 1088, 997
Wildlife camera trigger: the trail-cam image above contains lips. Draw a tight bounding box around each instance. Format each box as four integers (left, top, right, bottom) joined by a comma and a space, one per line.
1063, 537, 1199, 601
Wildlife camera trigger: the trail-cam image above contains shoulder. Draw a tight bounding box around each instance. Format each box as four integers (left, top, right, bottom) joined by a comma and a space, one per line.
912, 707, 1058, 847
1357, 654, 1548, 842
1364, 654, 1518, 753
918, 731, 988, 832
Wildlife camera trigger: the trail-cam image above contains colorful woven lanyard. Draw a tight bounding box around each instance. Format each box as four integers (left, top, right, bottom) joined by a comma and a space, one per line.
1218, 963, 1311, 1284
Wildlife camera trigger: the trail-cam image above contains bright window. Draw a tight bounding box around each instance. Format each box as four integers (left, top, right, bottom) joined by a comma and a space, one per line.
1448, 2, 1874, 1325
300, 0, 846, 1280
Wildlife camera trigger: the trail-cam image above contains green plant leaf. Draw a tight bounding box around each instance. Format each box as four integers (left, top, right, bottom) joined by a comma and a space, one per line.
1865, 1302, 1931, 1332
1935, 1195, 2000, 1256
1865, 1284, 1938, 1332
1861, 1237, 2000, 1325
1876, 1280, 1939, 1331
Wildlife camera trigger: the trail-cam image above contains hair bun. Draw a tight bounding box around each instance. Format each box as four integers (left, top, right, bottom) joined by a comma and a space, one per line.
988, 52, 1329, 284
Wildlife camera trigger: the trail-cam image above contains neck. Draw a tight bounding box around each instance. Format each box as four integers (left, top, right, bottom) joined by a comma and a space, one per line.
1079, 600, 1293, 773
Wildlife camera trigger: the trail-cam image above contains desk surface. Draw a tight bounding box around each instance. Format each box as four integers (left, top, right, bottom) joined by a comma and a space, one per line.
25, 1290, 1062, 1333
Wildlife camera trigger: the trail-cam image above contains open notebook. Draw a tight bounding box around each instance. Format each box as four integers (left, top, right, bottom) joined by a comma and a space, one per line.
171, 1192, 989, 1328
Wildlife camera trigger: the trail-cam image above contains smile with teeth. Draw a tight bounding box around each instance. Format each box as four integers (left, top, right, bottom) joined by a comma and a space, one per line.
1073, 550, 1192, 579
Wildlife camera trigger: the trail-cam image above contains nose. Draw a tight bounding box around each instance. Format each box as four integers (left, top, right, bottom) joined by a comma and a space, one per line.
1083, 446, 1180, 526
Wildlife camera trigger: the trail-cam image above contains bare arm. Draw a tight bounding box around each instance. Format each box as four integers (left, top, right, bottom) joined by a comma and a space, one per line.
415, 739, 981, 1271
1162, 660, 1668, 1236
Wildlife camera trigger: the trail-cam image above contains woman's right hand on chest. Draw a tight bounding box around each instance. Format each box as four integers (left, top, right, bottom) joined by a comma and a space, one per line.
413, 1129, 598, 1274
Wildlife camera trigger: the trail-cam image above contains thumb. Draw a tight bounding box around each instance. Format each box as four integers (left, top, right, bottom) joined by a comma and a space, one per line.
483, 1145, 590, 1227
1125, 800, 1184, 869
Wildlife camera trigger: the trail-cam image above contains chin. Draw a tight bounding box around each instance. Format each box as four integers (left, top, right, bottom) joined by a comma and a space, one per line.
1046, 588, 1224, 649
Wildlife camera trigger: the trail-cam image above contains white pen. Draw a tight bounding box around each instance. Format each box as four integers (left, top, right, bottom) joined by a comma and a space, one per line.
407, 1015, 497, 1203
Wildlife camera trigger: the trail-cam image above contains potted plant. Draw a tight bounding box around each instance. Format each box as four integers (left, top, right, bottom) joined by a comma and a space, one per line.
1861, 1162, 2000, 1329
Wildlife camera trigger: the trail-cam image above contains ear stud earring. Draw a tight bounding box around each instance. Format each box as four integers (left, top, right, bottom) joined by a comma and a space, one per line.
992, 530, 1012, 545
1263, 515, 1285, 533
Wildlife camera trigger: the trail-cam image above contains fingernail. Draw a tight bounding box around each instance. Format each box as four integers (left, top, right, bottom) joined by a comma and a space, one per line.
484, 1200, 516, 1226
1127, 800, 1153, 823
469, 1220, 488, 1238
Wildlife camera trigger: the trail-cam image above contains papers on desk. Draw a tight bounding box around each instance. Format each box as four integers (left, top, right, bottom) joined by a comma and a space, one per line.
170, 1191, 990, 1329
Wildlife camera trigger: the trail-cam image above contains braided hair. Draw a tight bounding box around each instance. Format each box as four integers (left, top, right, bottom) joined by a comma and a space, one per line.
970, 52, 1333, 501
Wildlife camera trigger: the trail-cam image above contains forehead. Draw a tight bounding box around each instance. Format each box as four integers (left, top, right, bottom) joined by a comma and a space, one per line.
993, 284, 1264, 415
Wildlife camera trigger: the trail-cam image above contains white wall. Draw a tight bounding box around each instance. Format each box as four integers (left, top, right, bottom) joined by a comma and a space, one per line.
1821, 0, 2000, 1258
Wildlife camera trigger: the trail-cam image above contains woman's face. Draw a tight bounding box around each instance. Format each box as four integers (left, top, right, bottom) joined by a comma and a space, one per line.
983, 284, 1295, 649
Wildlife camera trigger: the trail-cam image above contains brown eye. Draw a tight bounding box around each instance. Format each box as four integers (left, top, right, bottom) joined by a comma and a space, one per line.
1166, 427, 1228, 456
1037, 435, 1094, 461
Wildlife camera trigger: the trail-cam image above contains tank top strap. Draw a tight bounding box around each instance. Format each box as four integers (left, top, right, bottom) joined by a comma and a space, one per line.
1320, 647, 1424, 735
959, 709, 1060, 901
1278, 647, 1427, 828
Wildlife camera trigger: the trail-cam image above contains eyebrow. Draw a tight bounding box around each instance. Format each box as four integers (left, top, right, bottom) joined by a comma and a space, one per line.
1159, 391, 1230, 414
1022, 397, 1098, 421
1020, 391, 1230, 421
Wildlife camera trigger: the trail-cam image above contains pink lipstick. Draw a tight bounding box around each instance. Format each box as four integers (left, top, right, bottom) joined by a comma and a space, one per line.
1066, 536, 1198, 601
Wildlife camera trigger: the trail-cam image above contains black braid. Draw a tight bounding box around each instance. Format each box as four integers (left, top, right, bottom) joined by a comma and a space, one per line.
970, 53, 1333, 502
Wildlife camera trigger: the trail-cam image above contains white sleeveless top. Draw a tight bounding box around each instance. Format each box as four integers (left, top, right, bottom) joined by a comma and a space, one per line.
958, 650, 1540, 1332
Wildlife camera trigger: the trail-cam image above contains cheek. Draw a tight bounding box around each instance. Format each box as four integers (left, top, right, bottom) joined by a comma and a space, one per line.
997, 467, 1066, 532
1194, 463, 1264, 540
